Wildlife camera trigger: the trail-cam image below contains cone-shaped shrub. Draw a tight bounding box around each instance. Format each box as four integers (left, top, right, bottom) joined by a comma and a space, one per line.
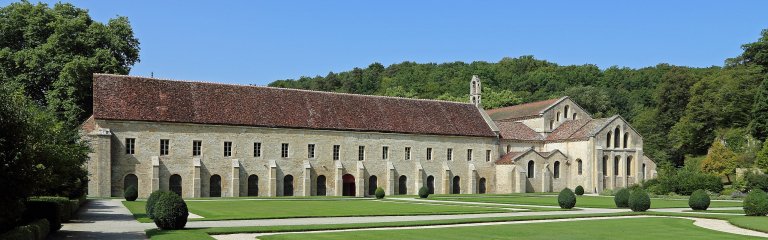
152, 192, 189, 230
614, 188, 630, 208
575, 185, 585, 196
688, 189, 710, 211
418, 186, 429, 199
124, 185, 138, 201
744, 189, 768, 216
629, 189, 651, 212
146, 190, 174, 219
558, 188, 577, 209
375, 187, 385, 199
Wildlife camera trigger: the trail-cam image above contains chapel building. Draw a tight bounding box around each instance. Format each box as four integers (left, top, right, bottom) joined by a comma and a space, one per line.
82, 74, 656, 198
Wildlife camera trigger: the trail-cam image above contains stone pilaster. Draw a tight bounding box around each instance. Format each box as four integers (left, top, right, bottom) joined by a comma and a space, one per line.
268, 160, 277, 197
541, 163, 551, 192
468, 163, 477, 194
87, 129, 112, 197
514, 166, 527, 193
386, 161, 395, 196
231, 159, 240, 197
334, 160, 344, 196
356, 161, 365, 197
192, 158, 201, 198
302, 160, 311, 196
442, 162, 451, 194
151, 156, 160, 193
414, 162, 424, 194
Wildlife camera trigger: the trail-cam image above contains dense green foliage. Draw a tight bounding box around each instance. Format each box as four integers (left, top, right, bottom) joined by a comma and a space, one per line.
22, 200, 62, 232
418, 186, 429, 199
146, 190, 174, 219
124, 185, 138, 201
614, 188, 630, 208
744, 189, 768, 216
557, 188, 576, 209
574, 186, 584, 196
644, 166, 723, 195
152, 192, 189, 230
688, 189, 711, 210
0, 218, 49, 240
734, 171, 768, 193
375, 187, 385, 199
628, 189, 651, 212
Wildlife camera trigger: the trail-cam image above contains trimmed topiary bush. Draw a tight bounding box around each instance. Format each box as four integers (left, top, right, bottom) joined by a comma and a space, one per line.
629, 189, 651, 212
124, 185, 138, 201
558, 188, 576, 209
152, 192, 189, 230
744, 189, 768, 216
614, 188, 630, 208
375, 187, 385, 199
688, 189, 711, 210
418, 186, 429, 199
575, 185, 584, 196
146, 190, 174, 219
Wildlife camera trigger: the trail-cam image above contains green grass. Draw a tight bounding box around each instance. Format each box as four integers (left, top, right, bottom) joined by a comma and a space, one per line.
258, 217, 761, 240
123, 198, 512, 222
431, 195, 743, 208
684, 209, 745, 214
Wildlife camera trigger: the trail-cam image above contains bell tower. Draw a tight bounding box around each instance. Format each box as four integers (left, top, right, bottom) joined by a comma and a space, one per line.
469, 75, 482, 108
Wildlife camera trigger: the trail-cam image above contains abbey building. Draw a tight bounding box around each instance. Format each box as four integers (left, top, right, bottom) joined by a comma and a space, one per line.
82, 74, 656, 198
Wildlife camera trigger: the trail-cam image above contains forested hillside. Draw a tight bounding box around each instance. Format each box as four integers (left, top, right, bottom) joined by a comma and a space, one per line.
269, 29, 768, 169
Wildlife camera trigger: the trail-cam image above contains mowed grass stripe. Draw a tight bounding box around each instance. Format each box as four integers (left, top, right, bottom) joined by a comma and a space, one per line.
431, 195, 743, 208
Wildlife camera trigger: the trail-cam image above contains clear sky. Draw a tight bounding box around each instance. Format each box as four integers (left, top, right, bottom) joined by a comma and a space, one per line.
17, 0, 768, 85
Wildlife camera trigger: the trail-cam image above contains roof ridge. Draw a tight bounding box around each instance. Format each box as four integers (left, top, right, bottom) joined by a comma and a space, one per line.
93, 73, 473, 106
486, 97, 562, 113
564, 118, 592, 139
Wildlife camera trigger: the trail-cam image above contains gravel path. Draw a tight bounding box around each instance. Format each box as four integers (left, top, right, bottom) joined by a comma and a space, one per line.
49, 199, 153, 240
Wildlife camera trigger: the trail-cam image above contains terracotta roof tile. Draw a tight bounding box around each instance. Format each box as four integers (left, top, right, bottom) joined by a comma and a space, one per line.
496, 121, 544, 141
486, 98, 561, 121
546, 117, 613, 141
92, 74, 496, 137
495, 151, 528, 165
545, 119, 591, 141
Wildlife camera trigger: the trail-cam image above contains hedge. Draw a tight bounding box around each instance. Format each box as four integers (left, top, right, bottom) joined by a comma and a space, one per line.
418, 186, 429, 199
28, 197, 74, 222
574, 185, 584, 196
152, 193, 189, 230
614, 188, 630, 208
124, 185, 138, 201
688, 189, 711, 211
0, 218, 50, 240
629, 189, 651, 212
744, 189, 768, 216
375, 187, 385, 199
558, 188, 576, 209
22, 201, 61, 232
147, 191, 175, 219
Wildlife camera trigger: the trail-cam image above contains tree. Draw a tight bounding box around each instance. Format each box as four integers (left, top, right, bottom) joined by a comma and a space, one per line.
0, 1, 140, 127
750, 77, 768, 141
727, 29, 768, 70
756, 140, 768, 172
701, 140, 738, 183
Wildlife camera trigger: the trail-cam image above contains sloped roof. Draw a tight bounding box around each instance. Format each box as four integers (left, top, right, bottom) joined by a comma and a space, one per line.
485, 97, 563, 121
495, 148, 566, 165
91, 74, 496, 137
496, 121, 544, 141
546, 117, 615, 141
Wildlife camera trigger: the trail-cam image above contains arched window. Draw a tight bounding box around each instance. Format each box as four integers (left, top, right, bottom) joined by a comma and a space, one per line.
576, 159, 583, 175
283, 175, 294, 196
478, 178, 487, 194
170, 174, 182, 196
623, 133, 629, 148
398, 175, 407, 195
124, 174, 138, 197
210, 174, 221, 197
368, 175, 378, 196
343, 174, 356, 196
316, 175, 326, 196
527, 160, 535, 178
626, 156, 633, 176
642, 164, 647, 178
614, 156, 620, 176
602, 156, 609, 176
606, 132, 612, 148
614, 127, 621, 148
426, 175, 435, 194
247, 175, 259, 196
452, 176, 461, 194
556, 112, 561, 122
550, 120, 554, 130
573, 113, 577, 119
564, 105, 570, 118
553, 161, 561, 179
506, 145, 511, 153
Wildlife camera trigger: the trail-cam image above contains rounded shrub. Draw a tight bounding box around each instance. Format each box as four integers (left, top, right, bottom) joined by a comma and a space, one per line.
152, 192, 189, 230
629, 189, 651, 212
418, 186, 429, 199
744, 189, 768, 216
124, 185, 138, 201
614, 188, 630, 208
375, 187, 385, 199
146, 190, 174, 219
558, 188, 576, 209
688, 189, 711, 211
575, 185, 584, 196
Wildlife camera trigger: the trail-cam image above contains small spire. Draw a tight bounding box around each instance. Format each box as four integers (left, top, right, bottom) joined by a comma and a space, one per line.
470, 75, 482, 108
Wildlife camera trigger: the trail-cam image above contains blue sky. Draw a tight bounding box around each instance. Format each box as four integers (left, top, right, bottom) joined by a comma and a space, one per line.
17, 1, 768, 85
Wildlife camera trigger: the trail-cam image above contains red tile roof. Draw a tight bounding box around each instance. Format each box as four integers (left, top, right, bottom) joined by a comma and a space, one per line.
92, 74, 497, 137
486, 97, 562, 121
496, 121, 543, 141
546, 117, 614, 141
495, 151, 528, 164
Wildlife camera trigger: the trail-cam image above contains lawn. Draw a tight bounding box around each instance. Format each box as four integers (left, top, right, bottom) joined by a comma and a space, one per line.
430, 195, 743, 208
123, 198, 512, 222
684, 209, 745, 214
258, 217, 760, 240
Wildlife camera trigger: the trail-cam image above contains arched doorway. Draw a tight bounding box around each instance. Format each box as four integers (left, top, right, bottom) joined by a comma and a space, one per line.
210, 175, 221, 197
398, 175, 407, 195
426, 175, 435, 194
452, 176, 461, 194
169, 174, 182, 196
284, 175, 294, 196
368, 175, 378, 196
248, 175, 259, 196
317, 175, 327, 196
342, 174, 355, 196
478, 177, 486, 194
124, 174, 138, 196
